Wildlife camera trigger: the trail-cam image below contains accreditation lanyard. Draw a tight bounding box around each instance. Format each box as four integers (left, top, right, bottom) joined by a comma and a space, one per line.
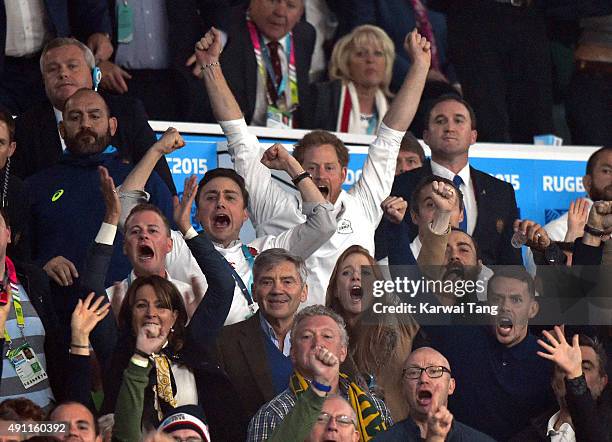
246, 16, 299, 109
230, 245, 256, 311
2, 259, 25, 352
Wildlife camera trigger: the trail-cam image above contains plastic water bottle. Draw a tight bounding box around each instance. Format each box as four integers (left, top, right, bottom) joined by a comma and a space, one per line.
511, 231, 527, 249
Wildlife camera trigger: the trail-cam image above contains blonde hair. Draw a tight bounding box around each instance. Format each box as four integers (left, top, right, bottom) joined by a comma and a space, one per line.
329, 25, 395, 98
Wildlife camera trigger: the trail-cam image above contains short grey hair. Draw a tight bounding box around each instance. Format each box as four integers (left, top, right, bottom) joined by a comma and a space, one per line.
290, 305, 349, 348
323, 394, 358, 424
40, 37, 96, 72
252, 248, 308, 286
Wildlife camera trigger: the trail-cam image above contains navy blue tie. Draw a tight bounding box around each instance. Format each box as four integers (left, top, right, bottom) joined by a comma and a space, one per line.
453, 175, 468, 232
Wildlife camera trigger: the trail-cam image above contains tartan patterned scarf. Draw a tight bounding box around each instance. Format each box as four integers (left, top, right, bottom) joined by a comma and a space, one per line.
289, 370, 387, 441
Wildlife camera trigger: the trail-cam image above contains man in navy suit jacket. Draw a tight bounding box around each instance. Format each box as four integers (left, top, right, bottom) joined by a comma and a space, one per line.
378, 94, 522, 266
206, 0, 315, 127
0, 0, 112, 113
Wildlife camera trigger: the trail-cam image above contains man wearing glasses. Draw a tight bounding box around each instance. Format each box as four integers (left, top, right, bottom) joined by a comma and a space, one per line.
375, 347, 494, 441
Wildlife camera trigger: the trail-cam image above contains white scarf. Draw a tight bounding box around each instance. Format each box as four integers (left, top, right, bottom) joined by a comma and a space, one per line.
336, 81, 388, 134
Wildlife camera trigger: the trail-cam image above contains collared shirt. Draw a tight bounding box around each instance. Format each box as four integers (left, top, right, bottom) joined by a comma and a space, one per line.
115, 0, 170, 70
4, 0, 50, 57
252, 35, 290, 126
430, 160, 477, 235
247, 376, 392, 442
106, 270, 195, 316
167, 201, 333, 325
53, 107, 67, 151
259, 313, 291, 356
547, 411, 576, 442
224, 117, 402, 307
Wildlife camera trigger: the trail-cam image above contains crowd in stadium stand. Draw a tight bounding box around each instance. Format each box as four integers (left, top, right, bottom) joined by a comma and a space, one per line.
0, 1, 610, 441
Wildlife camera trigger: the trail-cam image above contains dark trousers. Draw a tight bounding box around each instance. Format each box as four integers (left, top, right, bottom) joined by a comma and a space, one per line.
0, 55, 47, 114
124, 68, 211, 122
566, 69, 612, 146
447, 3, 554, 143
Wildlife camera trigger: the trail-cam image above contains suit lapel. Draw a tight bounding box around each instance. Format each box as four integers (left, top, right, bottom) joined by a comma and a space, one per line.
242, 18, 258, 120
42, 105, 64, 157
470, 167, 488, 238
238, 314, 276, 400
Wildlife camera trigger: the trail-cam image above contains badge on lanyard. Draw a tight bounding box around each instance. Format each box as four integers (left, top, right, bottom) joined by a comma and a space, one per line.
3, 272, 48, 389
266, 106, 293, 129
6, 343, 48, 389
117, 1, 134, 44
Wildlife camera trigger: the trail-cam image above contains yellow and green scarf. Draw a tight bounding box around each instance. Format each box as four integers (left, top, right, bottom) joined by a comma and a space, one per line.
290, 370, 387, 441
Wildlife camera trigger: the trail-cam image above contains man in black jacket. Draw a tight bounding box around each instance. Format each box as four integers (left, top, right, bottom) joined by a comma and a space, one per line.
202, 0, 315, 128
377, 94, 522, 266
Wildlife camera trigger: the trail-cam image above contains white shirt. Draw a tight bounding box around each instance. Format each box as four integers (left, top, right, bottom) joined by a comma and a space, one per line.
4, 0, 50, 57
167, 199, 335, 325
111, 184, 335, 326
53, 107, 67, 151
431, 160, 478, 235
225, 118, 403, 306
544, 198, 593, 241
171, 363, 198, 406
547, 411, 576, 442
106, 270, 195, 313
253, 35, 290, 126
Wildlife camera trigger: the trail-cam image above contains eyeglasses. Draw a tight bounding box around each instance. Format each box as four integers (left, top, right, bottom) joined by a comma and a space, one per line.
171, 437, 202, 442
316, 412, 357, 428
402, 366, 452, 379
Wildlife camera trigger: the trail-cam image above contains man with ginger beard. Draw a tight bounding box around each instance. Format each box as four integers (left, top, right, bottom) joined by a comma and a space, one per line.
374, 347, 494, 441
25, 89, 172, 321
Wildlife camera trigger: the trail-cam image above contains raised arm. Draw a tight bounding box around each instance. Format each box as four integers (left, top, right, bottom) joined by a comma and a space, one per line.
176, 177, 235, 349
417, 181, 455, 274
260, 144, 325, 204
350, 30, 431, 225
194, 27, 242, 121
194, 28, 304, 233
381, 29, 431, 131
258, 144, 336, 258
120, 128, 185, 193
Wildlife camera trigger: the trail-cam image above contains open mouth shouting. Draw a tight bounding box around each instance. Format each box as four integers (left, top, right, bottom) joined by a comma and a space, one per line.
317, 185, 330, 199
495, 315, 514, 338
416, 388, 433, 408
213, 213, 231, 229
350, 285, 362, 302
138, 244, 154, 263
443, 261, 465, 280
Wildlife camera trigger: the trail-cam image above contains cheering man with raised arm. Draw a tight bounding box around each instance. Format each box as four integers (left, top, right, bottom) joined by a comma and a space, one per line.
195, 27, 431, 305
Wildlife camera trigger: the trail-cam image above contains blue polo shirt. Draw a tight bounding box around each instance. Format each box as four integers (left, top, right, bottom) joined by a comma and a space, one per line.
420, 325, 555, 441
